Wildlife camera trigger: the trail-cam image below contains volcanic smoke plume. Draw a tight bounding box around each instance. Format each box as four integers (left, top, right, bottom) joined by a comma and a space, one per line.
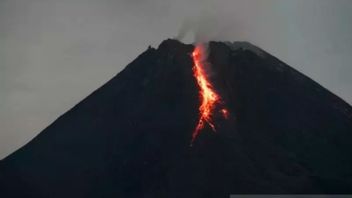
1, 39, 352, 198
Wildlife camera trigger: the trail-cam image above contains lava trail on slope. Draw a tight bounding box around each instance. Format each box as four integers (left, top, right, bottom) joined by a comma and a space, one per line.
191, 43, 229, 143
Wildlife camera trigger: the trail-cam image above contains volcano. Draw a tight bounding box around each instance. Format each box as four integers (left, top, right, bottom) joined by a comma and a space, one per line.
1, 39, 352, 197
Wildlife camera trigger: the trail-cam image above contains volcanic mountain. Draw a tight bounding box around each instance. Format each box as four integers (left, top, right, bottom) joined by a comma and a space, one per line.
1, 39, 352, 197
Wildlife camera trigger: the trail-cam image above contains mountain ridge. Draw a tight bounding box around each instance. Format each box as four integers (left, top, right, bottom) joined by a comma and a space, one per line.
1, 39, 352, 197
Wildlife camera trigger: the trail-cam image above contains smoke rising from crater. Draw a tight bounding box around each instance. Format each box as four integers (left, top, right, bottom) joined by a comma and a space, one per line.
175, 6, 241, 43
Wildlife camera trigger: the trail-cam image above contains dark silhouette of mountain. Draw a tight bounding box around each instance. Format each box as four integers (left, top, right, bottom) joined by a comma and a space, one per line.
1, 39, 352, 198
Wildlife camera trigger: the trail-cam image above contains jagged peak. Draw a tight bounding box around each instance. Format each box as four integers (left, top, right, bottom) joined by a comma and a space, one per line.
222, 41, 267, 57
157, 39, 266, 58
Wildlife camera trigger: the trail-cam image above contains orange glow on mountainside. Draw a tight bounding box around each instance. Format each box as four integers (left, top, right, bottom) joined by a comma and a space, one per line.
191, 44, 229, 144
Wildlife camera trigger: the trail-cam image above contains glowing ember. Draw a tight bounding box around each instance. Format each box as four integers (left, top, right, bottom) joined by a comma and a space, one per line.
221, 109, 229, 119
191, 43, 229, 143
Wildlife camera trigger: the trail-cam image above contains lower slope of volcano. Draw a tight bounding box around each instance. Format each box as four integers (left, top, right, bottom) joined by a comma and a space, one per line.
1, 39, 352, 198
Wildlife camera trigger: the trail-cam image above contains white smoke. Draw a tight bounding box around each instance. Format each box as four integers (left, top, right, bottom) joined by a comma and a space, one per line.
176, 13, 237, 44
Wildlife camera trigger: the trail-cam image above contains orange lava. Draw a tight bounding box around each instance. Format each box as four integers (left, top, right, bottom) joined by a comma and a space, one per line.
191, 44, 229, 143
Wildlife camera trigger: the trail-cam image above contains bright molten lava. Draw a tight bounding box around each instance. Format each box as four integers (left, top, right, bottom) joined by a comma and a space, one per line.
191, 44, 229, 143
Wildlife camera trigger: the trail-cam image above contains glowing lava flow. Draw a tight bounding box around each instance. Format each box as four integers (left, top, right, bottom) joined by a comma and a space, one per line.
191, 44, 229, 143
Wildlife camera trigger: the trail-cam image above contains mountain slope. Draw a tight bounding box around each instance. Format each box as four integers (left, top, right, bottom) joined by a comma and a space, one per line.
1, 39, 352, 197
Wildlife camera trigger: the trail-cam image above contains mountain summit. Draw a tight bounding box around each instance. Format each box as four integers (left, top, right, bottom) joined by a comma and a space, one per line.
1, 39, 352, 197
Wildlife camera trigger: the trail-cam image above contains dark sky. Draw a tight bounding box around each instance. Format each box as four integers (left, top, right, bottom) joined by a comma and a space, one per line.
1, 0, 352, 159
